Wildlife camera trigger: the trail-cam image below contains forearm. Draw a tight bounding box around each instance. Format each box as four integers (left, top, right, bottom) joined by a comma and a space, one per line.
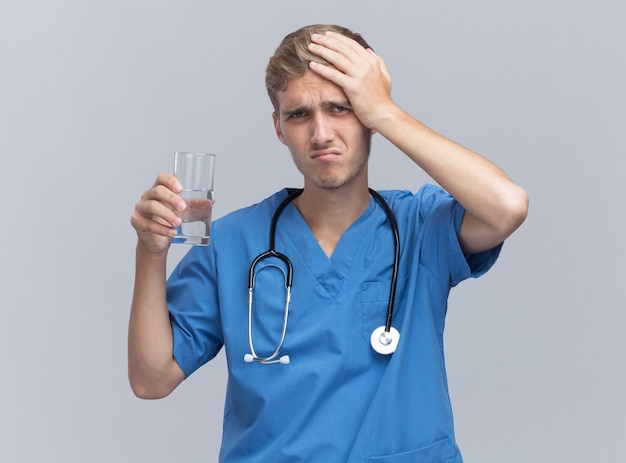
374, 105, 528, 249
128, 245, 185, 399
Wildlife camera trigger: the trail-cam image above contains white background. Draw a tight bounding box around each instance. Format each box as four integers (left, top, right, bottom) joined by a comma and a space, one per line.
1, 1, 624, 461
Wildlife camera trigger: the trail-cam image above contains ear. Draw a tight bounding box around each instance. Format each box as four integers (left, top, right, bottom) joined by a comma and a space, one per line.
273, 112, 287, 145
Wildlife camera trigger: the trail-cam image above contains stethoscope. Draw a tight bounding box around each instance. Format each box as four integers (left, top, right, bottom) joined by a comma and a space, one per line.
244, 188, 400, 365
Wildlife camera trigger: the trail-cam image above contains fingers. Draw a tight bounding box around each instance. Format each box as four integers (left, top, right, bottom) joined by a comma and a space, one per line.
308, 31, 391, 95
308, 32, 381, 79
131, 172, 186, 240
153, 172, 182, 192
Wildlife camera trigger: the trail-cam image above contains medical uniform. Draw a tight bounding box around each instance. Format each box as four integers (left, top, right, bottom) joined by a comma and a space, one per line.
167, 185, 501, 462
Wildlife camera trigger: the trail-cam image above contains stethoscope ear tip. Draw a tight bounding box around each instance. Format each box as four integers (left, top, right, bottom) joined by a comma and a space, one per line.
279, 355, 290, 364
244, 354, 254, 363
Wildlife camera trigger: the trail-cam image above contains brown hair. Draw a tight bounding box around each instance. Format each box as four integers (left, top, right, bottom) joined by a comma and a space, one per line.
265, 24, 371, 113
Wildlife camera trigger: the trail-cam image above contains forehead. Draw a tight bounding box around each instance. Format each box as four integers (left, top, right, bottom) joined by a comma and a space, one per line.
276, 71, 347, 113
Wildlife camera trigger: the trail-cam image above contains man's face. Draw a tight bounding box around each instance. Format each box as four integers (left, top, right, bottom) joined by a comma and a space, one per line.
272, 71, 371, 191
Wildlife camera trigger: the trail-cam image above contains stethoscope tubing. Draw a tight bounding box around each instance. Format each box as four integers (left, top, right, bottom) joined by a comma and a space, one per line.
245, 189, 302, 364
245, 188, 400, 363
367, 188, 400, 333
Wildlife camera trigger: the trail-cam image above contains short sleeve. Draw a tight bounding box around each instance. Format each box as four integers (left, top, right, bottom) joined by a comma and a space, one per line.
448, 199, 502, 286
414, 184, 502, 288
167, 244, 223, 377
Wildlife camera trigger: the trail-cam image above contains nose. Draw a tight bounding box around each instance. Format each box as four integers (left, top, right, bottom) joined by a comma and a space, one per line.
311, 114, 332, 146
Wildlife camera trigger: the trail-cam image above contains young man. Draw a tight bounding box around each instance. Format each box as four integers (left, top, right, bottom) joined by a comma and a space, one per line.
129, 24, 528, 462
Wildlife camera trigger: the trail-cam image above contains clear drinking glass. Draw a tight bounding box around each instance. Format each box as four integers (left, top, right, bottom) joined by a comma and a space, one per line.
171, 152, 216, 246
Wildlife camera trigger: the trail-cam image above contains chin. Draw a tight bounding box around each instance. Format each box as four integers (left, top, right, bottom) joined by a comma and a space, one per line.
314, 176, 348, 190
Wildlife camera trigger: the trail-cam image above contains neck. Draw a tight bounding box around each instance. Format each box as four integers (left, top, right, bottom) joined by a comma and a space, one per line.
293, 183, 371, 258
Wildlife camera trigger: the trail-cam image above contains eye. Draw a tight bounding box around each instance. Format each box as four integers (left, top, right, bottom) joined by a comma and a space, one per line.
287, 110, 307, 120
331, 105, 350, 114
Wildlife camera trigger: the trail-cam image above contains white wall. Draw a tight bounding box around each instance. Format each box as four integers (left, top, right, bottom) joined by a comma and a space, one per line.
1, 1, 624, 461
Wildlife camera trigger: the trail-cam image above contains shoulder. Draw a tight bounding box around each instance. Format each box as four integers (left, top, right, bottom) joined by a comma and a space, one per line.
209, 189, 296, 248
377, 185, 457, 217
214, 189, 292, 227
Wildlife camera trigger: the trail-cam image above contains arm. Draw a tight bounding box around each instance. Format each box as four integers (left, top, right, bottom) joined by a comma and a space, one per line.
128, 173, 187, 399
367, 109, 529, 254
308, 32, 528, 253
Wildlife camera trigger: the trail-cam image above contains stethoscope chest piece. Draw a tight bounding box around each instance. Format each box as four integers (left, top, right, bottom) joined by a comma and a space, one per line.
370, 325, 400, 355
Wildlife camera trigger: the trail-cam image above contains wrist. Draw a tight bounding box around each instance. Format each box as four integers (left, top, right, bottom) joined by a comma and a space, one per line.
367, 102, 405, 134
135, 241, 169, 265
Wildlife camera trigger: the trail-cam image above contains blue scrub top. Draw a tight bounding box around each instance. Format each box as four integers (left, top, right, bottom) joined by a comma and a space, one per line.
167, 185, 502, 462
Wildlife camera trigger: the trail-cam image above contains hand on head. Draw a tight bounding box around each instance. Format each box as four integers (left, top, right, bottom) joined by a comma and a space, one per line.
307, 31, 394, 130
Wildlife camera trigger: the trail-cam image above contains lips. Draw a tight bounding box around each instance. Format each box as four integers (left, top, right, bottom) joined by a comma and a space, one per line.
311, 149, 340, 161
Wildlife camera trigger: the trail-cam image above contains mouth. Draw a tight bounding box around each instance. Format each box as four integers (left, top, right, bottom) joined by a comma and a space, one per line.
311, 149, 340, 162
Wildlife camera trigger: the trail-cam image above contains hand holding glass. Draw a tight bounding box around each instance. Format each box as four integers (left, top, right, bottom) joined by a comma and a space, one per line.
171, 152, 216, 246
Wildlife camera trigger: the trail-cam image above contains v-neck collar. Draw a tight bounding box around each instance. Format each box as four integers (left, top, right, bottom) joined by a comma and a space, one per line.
276, 196, 379, 299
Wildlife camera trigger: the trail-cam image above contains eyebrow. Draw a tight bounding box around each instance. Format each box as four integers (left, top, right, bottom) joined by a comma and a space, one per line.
281, 99, 351, 116
321, 99, 351, 110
